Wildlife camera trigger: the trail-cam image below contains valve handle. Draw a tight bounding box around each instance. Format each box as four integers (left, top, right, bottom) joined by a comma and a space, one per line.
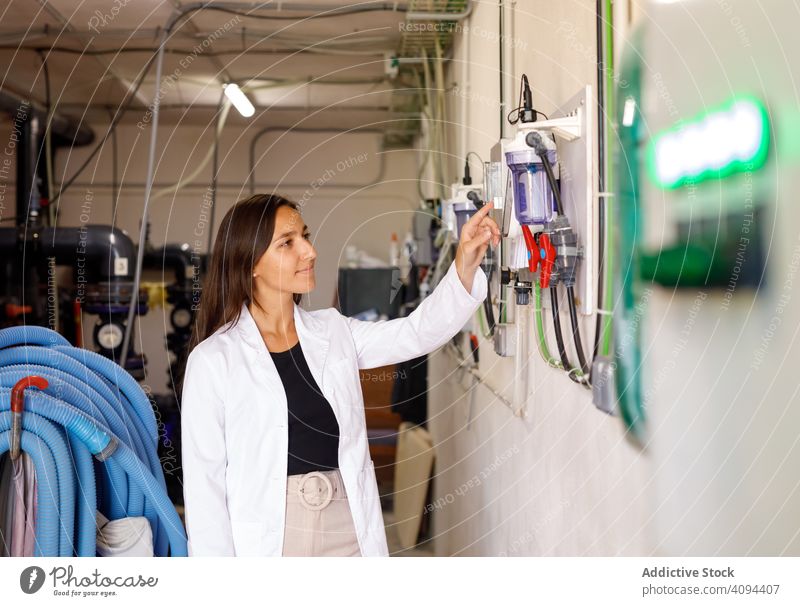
520, 224, 539, 272
538, 234, 557, 289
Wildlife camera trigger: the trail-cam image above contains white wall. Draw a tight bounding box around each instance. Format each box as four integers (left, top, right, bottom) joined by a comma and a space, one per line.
426, 0, 653, 556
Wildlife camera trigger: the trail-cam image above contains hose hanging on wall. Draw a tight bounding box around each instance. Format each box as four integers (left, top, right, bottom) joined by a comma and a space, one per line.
526, 131, 590, 385
0, 325, 187, 556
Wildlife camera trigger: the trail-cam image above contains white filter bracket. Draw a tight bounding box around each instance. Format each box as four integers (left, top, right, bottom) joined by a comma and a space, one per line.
521, 113, 583, 141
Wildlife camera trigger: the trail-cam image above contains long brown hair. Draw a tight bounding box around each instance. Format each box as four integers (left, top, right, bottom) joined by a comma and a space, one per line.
188, 194, 302, 353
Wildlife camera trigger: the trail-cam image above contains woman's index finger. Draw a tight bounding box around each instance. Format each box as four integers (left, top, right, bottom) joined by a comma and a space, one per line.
467, 200, 493, 225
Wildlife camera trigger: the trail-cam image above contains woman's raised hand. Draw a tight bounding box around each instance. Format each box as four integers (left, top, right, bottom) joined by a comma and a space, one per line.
454, 201, 501, 293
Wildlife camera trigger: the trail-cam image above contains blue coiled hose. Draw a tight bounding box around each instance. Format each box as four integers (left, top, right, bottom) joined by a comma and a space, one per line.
0, 331, 170, 555
0, 325, 186, 556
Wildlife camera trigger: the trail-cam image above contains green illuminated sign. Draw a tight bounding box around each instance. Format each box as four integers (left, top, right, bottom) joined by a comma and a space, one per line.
647, 96, 770, 189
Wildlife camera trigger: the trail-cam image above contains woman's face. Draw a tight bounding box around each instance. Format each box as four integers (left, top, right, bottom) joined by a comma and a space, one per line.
252, 206, 317, 295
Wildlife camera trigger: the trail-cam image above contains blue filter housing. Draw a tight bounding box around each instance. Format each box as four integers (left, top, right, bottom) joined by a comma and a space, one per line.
505, 146, 557, 225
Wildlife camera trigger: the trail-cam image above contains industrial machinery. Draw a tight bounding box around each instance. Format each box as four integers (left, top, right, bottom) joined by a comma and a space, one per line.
0, 91, 203, 505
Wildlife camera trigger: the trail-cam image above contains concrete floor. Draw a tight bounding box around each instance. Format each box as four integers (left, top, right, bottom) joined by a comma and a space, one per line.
379, 482, 435, 557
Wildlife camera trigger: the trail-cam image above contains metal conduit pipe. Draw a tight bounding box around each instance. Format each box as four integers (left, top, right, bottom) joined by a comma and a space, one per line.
0, 225, 136, 279
0, 88, 94, 147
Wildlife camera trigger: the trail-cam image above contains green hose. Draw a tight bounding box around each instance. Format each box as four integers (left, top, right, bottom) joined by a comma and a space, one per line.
533, 283, 563, 369
600, 0, 615, 358
533, 284, 588, 385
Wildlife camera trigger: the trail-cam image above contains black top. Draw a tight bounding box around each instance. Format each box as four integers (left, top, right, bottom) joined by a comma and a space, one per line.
270, 341, 340, 475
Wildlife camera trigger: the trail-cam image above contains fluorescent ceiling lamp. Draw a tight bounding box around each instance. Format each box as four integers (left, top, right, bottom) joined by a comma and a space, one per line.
224, 83, 255, 118
647, 97, 769, 189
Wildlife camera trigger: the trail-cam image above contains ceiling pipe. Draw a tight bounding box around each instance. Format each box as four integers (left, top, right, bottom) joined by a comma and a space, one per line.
163, 1, 408, 32
0, 88, 94, 146
407, 1, 472, 21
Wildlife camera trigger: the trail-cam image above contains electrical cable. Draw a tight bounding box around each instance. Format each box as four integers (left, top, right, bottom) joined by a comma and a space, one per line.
433, 41, 448, 200
506, 74, 549, 124
550, 278, 588, 386
38, 51, 55, 226
567, 285, 589, 375
466, 150, 484, 168
550, 287, 571, 371
599, 0, 615, 360
527, 131, 564, 215
462, 150, 484, 186
3, 44, 396, 57
107, 107, 119, 221
208, 90, 224, 255
592, 0, 607, 372
120, 28, 167, 369
482, 298, 496, 336
176, 4, 406, 23
482, 263, 496, 336
151, 99, 230, 201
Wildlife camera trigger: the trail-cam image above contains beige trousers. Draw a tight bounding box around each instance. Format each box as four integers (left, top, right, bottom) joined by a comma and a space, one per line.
282, 468, 362, 556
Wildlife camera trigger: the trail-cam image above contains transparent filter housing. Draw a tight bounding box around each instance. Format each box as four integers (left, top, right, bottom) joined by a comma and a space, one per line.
505, 148, 557, 225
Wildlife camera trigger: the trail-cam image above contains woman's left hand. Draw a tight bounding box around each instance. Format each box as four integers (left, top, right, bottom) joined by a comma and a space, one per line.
454, 201, 501, 293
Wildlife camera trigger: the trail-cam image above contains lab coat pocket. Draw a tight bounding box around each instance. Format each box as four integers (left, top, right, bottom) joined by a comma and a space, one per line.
326, 359, 366, 422
230, 520, 264, 556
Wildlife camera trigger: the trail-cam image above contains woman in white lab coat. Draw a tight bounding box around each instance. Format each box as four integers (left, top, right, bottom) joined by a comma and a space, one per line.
181, 193, 500, 556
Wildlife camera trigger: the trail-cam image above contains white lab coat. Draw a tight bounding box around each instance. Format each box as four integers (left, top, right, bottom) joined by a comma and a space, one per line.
181, 260, 487, 556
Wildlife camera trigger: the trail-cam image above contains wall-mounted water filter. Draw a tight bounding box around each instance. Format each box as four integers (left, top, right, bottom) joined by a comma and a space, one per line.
505, 133, 558, 226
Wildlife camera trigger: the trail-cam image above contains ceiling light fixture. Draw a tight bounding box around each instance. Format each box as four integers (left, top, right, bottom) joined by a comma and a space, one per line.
224, 83, 255, 118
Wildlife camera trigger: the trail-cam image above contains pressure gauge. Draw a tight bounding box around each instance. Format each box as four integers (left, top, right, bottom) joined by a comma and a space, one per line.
171, 306, 192, 329
95, 322, 123, 351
